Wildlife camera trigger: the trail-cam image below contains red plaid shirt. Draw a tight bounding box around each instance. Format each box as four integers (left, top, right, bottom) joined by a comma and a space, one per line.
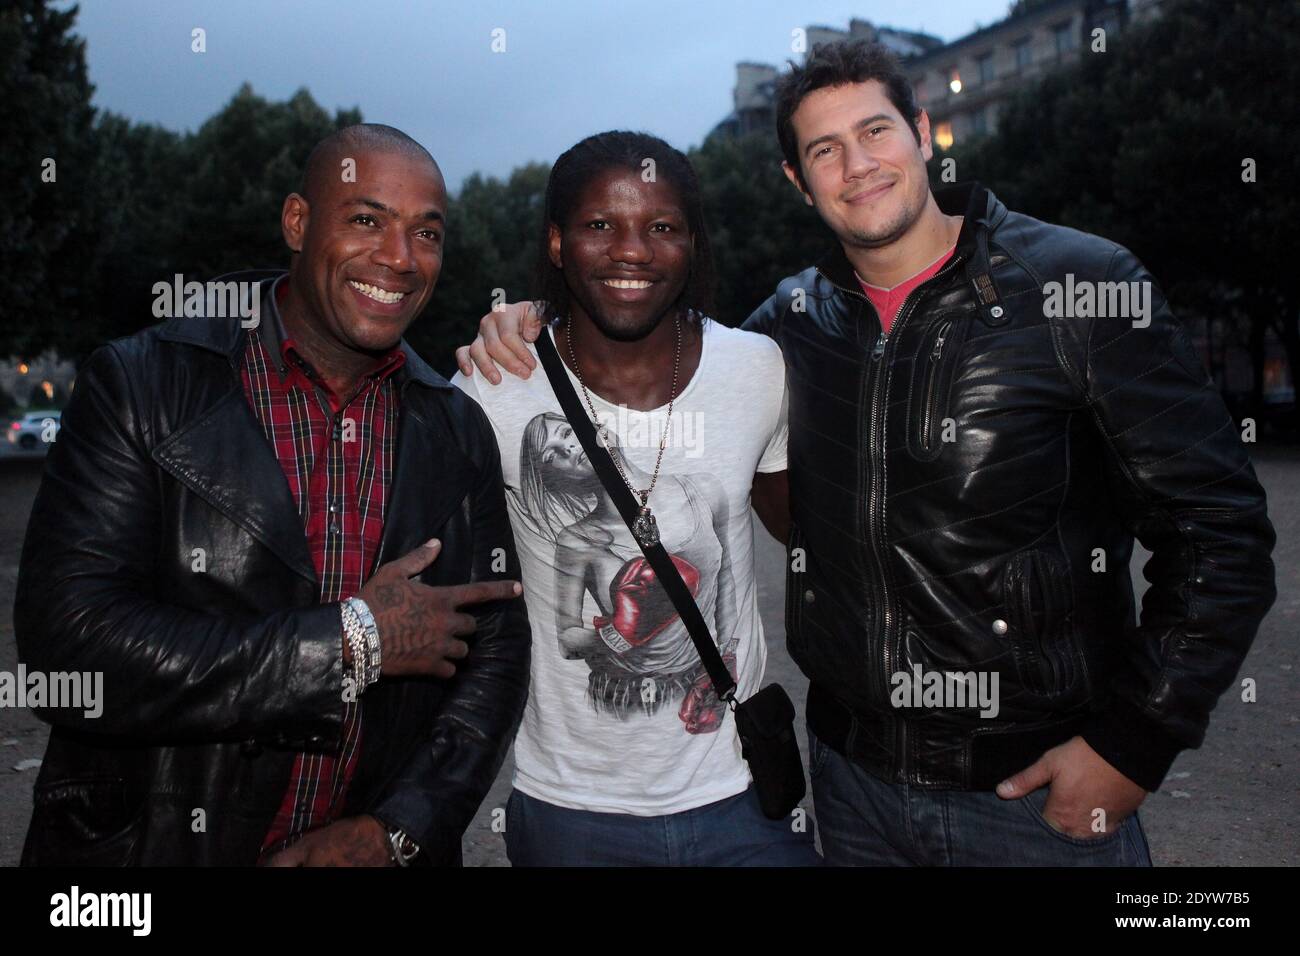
241, 278, 405, 855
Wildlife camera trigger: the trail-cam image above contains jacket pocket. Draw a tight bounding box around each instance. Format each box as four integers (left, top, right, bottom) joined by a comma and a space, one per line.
908, 313, 969, 460
27, 776, 145, 866
1002, 550, 1080, 700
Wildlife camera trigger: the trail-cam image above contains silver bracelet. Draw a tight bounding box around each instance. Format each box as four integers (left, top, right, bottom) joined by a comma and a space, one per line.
350, 597, 382, 683
344, 597, 381, 689
340, 601, 370, 692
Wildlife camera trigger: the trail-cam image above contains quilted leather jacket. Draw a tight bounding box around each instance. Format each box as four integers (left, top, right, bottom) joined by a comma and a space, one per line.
743, 183, 1275, 791
15, 272, 531, 865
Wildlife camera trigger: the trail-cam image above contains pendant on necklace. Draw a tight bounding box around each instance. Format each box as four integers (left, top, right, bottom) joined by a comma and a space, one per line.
632, 507, 660, 548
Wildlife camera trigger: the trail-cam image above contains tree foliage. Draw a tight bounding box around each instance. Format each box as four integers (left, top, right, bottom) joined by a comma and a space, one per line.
0, 1, 362, 361
2, 0, 1294, 426
0, 0, 97, 358
409, 163, 549, 373
945, 0, 1297, 423
690, 132, 826, 327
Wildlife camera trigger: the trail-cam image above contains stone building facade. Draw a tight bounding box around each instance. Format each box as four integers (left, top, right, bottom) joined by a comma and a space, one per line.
710, 0, 1166, 147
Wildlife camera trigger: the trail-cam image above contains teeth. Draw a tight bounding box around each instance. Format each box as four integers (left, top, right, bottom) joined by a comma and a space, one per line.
349, 280, 406, 304
603, 279, 652, 290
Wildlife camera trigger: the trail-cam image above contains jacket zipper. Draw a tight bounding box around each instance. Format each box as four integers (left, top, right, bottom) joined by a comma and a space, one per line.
920, 321, 952, 451
847, 254, 967, 754
815, 253, 967, 748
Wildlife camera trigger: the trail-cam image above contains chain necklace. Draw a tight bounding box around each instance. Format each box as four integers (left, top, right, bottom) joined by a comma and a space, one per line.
563, 313, 682, 547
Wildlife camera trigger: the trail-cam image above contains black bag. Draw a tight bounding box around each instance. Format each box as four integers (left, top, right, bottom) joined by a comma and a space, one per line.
535, 326, 806, 820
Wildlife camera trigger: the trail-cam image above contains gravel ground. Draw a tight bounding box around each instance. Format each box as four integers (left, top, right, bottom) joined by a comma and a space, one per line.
2, 443, 1295, 866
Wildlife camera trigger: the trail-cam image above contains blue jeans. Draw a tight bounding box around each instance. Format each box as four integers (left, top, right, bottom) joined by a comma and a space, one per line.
809, 727, 1153, 866
504, 785, 823, 866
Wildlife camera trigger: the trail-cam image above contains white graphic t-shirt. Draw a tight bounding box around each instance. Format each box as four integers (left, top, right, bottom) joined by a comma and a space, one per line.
453, 320, 788, 815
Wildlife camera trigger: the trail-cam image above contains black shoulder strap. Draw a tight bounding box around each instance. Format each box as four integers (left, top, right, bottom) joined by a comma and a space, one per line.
534, 326, 737, 701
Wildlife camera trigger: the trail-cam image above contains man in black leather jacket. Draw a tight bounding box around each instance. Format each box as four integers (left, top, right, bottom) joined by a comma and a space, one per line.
737, 41, 1277, 864
14, 124, 531, 866
456, 42, 1276, 865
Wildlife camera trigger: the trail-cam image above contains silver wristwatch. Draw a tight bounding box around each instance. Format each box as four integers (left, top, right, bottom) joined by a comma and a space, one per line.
387, 826, 420, 867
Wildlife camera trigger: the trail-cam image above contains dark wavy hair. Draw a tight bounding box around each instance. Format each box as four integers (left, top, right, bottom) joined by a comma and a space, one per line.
532, 130, 715, 325
776, 40, 923, 188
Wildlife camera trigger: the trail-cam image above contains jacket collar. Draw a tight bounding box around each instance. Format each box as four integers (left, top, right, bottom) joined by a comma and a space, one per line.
155, 269, 453, 391
151, 363, 477, 587
815, 181, 1006, 293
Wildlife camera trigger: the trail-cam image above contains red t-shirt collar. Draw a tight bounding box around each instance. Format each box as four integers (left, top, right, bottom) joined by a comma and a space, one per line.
855, 243, 957, 335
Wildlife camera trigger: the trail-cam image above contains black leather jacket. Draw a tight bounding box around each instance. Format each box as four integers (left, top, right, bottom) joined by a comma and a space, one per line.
15, 273, 531, 865
744, 183, 1276, 792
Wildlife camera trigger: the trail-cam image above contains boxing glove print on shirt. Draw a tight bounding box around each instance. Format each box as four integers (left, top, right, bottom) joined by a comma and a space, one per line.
593, 554, 702, 650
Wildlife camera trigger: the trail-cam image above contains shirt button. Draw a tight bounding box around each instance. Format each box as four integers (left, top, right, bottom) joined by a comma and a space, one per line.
329, 525, 340, 535
992, 619, 1009, 635
804, 589, 815, 604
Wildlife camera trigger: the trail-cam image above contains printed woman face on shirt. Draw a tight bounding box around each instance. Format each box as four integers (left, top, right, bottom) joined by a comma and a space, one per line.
524, 412, 641, 519
538, 416, 590, 482
520, 411, 613, 539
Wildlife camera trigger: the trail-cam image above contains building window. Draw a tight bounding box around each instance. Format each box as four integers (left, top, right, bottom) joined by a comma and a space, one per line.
934, 122, 954, 150
1013, 37, 1032, 72
977, 52, 994, 85
971, 108, 988, 135
1054, 21, 1074, 56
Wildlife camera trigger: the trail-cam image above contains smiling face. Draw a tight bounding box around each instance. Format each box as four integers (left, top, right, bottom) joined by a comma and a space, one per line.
548, 167, 693, 342
281, 148, 447, 354
784, 79, 933, 250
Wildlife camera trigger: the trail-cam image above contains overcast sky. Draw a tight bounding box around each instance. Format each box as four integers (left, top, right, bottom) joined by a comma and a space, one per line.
69, 0, 1011, 191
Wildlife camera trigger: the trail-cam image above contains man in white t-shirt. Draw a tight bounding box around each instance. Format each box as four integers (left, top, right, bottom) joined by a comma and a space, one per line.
453, 130, 819, 865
